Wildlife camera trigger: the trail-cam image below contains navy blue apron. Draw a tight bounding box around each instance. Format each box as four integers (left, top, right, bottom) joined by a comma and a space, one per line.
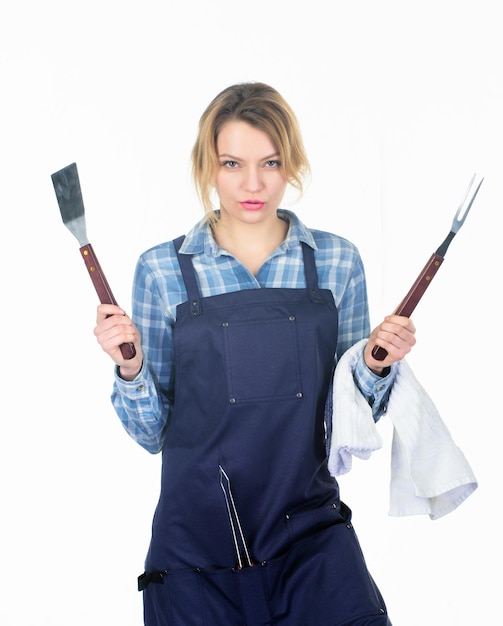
140, 236, 391, 625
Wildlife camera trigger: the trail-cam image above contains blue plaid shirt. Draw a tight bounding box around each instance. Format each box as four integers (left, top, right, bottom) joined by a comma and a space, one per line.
112, 210, 395, 453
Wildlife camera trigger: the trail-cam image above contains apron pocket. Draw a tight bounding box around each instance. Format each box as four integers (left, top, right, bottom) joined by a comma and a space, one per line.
222, 316, 303, 403
263, 522, 389, 625
143, 566, 250, 626
143, 568, 207, 626
285, 500, 347, 543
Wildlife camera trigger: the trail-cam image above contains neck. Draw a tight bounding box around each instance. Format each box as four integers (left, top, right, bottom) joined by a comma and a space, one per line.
212, 212, 289, 275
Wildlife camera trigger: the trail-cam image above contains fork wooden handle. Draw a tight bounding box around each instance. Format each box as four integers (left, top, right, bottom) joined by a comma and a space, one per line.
80, 243, 136, 360
371, 253, 444, 361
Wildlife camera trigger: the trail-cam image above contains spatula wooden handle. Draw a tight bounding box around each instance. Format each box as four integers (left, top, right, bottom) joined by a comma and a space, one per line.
80, 243, 136, 360
371, 253, 444, 361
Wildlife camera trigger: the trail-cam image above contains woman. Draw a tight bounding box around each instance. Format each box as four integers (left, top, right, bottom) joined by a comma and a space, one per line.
95, 82, 416, 625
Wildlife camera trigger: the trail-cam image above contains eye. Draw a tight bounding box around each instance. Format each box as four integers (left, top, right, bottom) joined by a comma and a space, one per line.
222, 160, 239, 168
264, 160, 281, 168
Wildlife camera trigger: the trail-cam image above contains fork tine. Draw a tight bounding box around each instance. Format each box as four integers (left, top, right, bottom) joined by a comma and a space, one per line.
452, 173, 484, 233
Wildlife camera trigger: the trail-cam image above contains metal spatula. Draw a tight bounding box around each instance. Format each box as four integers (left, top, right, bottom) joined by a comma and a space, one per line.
51, 162, 136, 360
372, 173, 484, 361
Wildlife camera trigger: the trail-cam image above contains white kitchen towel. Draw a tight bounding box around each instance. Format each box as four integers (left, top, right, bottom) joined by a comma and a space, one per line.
327, 340, 478, 520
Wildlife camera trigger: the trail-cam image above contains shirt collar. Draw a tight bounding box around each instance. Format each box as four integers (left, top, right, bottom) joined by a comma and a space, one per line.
179, 209, 317, 256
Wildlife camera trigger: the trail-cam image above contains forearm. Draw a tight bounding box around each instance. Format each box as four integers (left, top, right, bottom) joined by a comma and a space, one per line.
353, 348, 397, 421
111, 361, 172, 453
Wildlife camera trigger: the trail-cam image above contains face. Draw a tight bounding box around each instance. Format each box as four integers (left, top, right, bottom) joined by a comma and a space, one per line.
214, 120, 288, 227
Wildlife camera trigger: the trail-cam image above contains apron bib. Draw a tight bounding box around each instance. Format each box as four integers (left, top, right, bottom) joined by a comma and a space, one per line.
141, 237, 391, 625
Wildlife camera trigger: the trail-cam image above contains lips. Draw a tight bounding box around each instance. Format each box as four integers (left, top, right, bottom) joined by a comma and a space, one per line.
240, 199, 265, 211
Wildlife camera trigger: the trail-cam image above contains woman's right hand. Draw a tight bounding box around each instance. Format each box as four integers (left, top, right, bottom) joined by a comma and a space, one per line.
94, 304, 144, 380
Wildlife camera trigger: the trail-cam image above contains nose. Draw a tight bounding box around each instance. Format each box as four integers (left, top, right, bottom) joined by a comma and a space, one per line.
243, 166, 264, 193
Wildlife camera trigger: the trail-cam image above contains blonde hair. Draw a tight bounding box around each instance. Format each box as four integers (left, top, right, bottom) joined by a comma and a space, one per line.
191, 82, 311, 222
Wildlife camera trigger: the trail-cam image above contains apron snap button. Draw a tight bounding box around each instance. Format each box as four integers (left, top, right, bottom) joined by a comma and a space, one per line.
296, 392, 303, 398
229, 398, 236, 404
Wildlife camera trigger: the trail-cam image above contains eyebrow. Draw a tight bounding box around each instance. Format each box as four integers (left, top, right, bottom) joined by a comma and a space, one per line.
218, 152, 281, 161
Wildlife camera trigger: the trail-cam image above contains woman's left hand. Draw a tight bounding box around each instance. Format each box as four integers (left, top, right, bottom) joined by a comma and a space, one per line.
364, 314, 416, 375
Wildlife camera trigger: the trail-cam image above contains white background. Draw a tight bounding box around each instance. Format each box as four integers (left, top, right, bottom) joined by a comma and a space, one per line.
1, 1, 501, 624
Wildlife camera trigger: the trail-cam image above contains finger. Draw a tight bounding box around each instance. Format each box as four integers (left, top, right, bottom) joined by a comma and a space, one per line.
382, 318, 416, 342
95, 323, 138, 357
384, 314, 414, 328
94, 314, 136, 344
385, 314, 416, 334
96, 303, 126, 323
377, 328, 416, 358
100, 317, 137, 341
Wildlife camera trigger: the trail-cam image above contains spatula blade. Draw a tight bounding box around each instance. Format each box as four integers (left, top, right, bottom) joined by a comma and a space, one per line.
51, 162, 89, 246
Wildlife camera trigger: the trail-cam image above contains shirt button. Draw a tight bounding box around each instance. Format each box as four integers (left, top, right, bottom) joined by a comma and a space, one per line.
136, 384, 145, 392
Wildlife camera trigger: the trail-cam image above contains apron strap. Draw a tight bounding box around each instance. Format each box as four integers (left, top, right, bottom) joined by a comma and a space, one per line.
301, 242, 322, 303
173, 235, 202, 316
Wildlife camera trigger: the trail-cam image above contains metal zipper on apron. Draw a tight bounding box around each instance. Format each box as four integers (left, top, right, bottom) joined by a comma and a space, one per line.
219, 465, 255, 569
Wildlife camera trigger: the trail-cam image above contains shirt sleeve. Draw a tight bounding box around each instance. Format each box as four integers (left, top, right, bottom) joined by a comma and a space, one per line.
353, 351, 397, 421
331, 241, 370, 359
110, 253, 178, 453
